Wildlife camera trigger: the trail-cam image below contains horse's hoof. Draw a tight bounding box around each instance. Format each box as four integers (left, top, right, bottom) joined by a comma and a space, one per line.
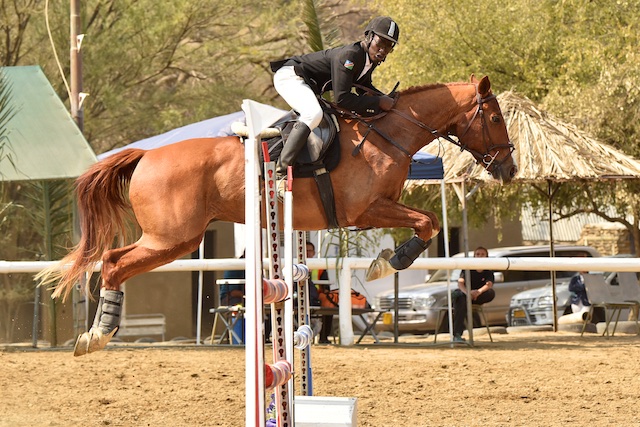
365, 249, 397, 281
431, 228, 441, 240
73, 327, 118, 357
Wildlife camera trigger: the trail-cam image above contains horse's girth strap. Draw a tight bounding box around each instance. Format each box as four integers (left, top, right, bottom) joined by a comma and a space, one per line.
313, 168, 339, 230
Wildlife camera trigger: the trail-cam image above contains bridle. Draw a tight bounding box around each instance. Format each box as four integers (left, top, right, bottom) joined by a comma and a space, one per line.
326, 82, 514, 175
453, 90, 515, 172
387, 85, 515, 174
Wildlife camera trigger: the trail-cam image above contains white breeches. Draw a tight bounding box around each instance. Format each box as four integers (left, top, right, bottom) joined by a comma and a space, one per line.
273, 66, 323, 130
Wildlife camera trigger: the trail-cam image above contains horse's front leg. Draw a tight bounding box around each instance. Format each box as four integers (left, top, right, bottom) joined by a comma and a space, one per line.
352, 199, 441, 281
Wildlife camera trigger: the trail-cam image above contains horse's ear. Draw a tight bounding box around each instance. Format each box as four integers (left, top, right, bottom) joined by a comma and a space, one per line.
470, 73, 477, 83
478, 76, 491, 96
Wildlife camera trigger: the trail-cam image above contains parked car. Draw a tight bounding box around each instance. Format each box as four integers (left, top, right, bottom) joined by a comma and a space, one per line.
507, 280, 573, 326
508, 265, 635, 327
374, 245, 601, 333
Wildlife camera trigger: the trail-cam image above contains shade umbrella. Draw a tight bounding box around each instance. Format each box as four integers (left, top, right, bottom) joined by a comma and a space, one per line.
411, 91, 640, 331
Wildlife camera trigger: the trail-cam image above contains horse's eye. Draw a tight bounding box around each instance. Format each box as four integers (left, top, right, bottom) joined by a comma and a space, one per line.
491, 115, 501, 123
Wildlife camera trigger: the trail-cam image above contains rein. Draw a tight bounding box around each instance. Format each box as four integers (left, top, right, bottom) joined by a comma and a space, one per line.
379, 86, 514, 173
325, 82, 514, 173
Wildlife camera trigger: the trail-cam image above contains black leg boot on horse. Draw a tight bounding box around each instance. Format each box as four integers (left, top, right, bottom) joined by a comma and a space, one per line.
276, 121, 311, 194
74, 289, 124, 356
366, 235, 432, 281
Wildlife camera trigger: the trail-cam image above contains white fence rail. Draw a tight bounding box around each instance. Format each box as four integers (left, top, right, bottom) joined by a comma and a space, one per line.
4, 257, 640, 274
2, 257, 640, 345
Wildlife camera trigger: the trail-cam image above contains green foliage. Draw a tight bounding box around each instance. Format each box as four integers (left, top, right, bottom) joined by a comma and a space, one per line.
2, 0, 640, 254
366, 0, 640, 250
0, 68, 17, 172
0, 183, 38, 342
302, 0, 341, 52
23, 180, 74, 261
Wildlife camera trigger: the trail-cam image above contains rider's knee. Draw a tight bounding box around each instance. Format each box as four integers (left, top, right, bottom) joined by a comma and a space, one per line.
300, 107, 323, 130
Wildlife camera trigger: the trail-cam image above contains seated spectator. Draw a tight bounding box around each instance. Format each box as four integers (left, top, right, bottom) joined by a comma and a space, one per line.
452, 246, 495, 343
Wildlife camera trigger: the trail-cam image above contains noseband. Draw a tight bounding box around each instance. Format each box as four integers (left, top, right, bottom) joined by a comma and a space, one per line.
455, 90, 515, 173
383, 85, 514, 175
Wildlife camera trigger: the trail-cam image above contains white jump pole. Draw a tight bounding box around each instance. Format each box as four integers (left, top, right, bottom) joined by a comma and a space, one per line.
264, 158, 295, 425
283, 173, 296, 397
242, 99, 266, 426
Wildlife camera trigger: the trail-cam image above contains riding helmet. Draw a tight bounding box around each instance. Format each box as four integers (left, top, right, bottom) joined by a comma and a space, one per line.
364, 16, 400, 44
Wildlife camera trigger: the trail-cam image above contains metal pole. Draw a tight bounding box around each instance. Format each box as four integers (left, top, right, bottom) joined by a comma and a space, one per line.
442, 180, 453, 340
462, 179, 473, 345
70, 0, 83, 131
31, 284, 40, 348
196, 239, 204, 344
393, 272, 399, 343
549, 180, 558, 332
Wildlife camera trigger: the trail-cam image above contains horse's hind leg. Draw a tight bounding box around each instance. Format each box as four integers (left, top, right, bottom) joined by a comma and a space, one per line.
74, 235, 202, 357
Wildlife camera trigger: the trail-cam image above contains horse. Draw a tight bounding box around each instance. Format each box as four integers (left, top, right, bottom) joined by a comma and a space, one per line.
38, 74, 517, 355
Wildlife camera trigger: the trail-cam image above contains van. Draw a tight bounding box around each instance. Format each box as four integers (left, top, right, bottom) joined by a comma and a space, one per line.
374, 245, 601, 333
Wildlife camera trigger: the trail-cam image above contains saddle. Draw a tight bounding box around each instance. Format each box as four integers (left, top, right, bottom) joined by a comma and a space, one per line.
231, 85, 397, 229
232, 110, 341, 228
233, 110, 341, 178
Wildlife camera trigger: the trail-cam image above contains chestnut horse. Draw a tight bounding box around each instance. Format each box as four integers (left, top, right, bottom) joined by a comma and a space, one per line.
39, 75, 516, 355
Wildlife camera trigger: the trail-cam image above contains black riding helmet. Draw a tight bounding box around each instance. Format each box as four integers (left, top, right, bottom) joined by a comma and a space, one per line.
364, 16, 400, 45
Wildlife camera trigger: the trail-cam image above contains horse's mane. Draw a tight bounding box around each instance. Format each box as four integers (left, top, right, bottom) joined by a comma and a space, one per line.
399, 81, 469, 96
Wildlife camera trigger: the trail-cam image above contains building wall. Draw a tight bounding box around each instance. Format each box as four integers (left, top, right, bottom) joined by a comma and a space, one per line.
577, 223, 633, 256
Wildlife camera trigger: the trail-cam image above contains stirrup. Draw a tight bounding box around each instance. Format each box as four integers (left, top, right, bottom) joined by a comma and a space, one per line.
276, 176, 287, 201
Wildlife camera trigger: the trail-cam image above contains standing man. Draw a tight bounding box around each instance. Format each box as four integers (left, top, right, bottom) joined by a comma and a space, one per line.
453, 246, 495, 343
270, 16, 400, 178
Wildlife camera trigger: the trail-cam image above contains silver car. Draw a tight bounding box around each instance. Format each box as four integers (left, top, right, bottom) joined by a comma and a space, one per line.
507, 281, 573, 326
374, 245, 601, 333
508, 269, 629, 326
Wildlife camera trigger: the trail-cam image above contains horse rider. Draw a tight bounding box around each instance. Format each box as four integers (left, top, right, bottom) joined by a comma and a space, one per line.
270, 16, 400, 179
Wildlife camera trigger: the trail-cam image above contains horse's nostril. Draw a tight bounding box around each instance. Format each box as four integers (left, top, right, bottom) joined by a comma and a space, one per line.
510, 166, 518, 178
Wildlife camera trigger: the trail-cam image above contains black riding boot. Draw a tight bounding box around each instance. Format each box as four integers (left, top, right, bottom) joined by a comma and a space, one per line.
276, 121, 311, 177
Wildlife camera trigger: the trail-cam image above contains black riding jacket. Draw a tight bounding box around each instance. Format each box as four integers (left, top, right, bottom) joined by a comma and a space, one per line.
271, 42, 384, 116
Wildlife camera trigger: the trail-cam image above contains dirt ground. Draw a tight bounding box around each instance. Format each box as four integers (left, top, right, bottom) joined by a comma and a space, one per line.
1, 329, 640, 427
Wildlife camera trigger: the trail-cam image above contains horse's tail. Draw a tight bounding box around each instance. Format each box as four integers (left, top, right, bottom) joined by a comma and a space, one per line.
37, 149, 146, 301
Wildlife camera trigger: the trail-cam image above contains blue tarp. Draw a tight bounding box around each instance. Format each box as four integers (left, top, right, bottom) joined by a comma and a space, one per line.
98, 111, 445, 180
408, 151, 444, 180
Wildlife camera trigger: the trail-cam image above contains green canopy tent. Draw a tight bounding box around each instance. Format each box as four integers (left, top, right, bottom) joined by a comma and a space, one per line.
0, 66, 96, 180
0, 66, 97, 346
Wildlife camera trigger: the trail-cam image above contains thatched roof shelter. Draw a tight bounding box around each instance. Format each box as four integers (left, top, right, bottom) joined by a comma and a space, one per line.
409, 91, 640, 333
410, 91, 640, 186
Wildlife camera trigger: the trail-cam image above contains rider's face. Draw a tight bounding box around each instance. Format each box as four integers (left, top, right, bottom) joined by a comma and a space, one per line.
368, 34, 395, 64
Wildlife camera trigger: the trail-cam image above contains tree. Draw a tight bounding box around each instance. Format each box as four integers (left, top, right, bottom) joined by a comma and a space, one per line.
369, 0, 640, 252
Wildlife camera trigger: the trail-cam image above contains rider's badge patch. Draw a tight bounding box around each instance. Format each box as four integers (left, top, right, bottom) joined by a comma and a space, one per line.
344, 59, 354, 70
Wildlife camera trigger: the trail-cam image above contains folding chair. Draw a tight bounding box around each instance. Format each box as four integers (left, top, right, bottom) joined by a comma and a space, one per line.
581, 274, 640, 337
433, 305, 492, 343
209, 306, 245, 344
472, 305, 493, 342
